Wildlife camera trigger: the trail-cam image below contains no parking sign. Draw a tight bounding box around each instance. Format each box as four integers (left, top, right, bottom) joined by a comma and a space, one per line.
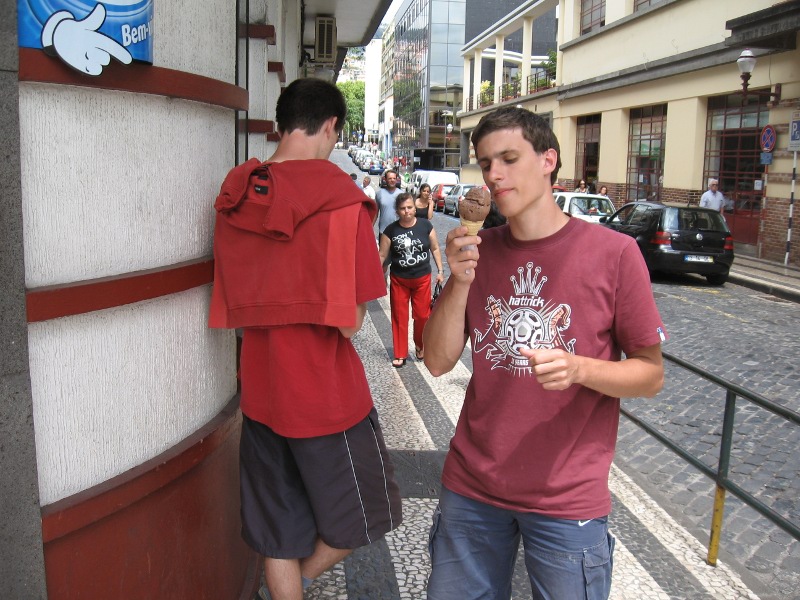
761, 124, 776, 152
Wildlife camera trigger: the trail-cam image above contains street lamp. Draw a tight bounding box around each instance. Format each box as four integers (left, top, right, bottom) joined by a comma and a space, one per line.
737, 48, 781, 102
736, 49, 756, 96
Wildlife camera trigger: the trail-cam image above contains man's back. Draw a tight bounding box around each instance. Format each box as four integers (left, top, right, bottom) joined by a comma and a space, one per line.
215, 77, 401, 600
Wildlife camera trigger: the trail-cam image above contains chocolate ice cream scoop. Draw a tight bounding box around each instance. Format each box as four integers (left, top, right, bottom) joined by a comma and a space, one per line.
460, 187, 491, 222
459, 187, 492, 232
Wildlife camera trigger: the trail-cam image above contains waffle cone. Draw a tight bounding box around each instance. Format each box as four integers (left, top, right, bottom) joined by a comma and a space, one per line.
460, 218, 484, 236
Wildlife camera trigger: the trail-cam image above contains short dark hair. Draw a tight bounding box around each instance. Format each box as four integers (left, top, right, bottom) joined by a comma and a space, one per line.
471, 106, 562, 184
275, 78, 346, 136
394, 192, 413, 211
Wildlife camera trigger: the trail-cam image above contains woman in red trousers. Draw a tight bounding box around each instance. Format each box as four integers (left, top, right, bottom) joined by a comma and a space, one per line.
379, 193, 444, 368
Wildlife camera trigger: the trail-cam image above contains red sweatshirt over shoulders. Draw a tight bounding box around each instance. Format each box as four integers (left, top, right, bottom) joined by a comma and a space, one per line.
210, 159, 386, 437
209, 159, 378, 329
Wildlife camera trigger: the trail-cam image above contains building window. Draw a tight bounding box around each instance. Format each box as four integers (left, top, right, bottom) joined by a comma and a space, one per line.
575, 114, 601, 188
704, 92, 770, 244
626, 105, 667, 202
580, 0, 605, 34
634, 0, 661, 10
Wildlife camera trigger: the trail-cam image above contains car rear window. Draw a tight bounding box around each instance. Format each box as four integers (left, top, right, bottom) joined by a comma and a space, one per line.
629, 206, 656, 227
668, 209, 729, 232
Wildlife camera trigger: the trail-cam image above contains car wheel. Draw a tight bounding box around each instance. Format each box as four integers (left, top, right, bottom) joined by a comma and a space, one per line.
706, 272, 728, 286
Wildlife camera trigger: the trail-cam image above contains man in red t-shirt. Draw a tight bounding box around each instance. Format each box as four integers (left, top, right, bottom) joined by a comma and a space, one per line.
217, 78, 402, 600
423, 106, 666, 600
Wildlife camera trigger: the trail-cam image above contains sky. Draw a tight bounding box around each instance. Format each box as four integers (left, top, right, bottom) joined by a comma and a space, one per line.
381, 0, 405, 25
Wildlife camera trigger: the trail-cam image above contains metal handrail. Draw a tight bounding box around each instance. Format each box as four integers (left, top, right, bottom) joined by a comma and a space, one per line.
620, 349, 800, 565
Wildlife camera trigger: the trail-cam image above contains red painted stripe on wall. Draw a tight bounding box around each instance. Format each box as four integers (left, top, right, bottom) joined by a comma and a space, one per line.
248, 119, 276, 134
41, 395, 239, 542
18, 48, 248, 112
267, 61, 286, 83
40, 396, 259, 598
26, 258, 214, 323
247, 24, 276, 43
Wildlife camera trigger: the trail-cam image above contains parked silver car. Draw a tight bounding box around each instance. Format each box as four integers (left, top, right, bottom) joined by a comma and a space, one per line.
443, 183, 486, 216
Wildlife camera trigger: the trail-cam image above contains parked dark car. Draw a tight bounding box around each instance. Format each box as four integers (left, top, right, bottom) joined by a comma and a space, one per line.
431, 183, 457, 211
600, 201, 734, 285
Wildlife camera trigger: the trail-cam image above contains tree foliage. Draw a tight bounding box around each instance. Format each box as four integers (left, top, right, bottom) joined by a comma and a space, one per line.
337, 80, 365, 136
543, 49, 557, 78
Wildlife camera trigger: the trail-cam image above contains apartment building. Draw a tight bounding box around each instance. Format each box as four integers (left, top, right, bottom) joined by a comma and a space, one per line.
391, 0, 556, 172
458, 0, 800, 263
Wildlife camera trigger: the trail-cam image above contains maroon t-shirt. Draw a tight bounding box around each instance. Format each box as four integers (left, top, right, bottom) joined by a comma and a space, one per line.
442, 218, 666, 519
240, 205, 386, 438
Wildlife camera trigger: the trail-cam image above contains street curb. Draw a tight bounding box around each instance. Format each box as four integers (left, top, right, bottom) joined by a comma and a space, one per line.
727, 273, 800, 304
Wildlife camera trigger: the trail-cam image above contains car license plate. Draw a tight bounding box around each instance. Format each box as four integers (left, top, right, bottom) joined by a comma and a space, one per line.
684, 255, 714, 263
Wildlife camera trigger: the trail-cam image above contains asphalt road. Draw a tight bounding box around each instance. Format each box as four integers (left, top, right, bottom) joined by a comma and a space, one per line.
332, 149, 800, 598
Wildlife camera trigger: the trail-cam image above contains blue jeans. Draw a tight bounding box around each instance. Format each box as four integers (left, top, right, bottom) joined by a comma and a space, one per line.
427, 487, 615, 600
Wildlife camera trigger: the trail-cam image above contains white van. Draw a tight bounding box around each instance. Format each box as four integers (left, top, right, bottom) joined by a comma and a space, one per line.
417, 171, 459, 196
408, 170, 431, 196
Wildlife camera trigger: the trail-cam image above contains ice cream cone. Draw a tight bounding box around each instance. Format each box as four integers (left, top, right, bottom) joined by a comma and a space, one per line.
460, 218, 484, 236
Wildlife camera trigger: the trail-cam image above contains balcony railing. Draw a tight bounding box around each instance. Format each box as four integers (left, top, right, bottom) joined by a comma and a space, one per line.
466, 74, 557, 112
527, 73, 555, 94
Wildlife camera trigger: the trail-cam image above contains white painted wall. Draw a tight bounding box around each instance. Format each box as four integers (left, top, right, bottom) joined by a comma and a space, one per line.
19, 86, 230, 287
560, 0, 767, 85
29, 289, 236, 504
19, 0, 239, 505
152, 0, 235, 82
365, 38, 383, 141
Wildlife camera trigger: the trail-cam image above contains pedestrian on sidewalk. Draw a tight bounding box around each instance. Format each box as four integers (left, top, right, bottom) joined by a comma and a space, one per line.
376, 169, 404, 275
700, 178, 725, 212
423, 106, 666, 600
376, 169, 403, 234
362, 175, 376, 201
415, 183, 435, 219
209, 77, 402, 600
379, 192, 444, 368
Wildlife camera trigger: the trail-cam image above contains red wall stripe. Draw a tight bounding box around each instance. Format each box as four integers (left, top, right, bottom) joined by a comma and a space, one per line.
26, 258, 214, 323
248, 119, 276, 134
267, 61, 286, 83
18, 48, 248, 112
247, 24, 277, 43
41, 396, 259, 598
41, 395, 239, 543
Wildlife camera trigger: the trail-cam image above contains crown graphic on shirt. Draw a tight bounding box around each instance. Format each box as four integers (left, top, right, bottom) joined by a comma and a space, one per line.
511, 263, 547, 296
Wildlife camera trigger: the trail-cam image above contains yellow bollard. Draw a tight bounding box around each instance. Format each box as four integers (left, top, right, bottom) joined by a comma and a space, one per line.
707, 484, 726, 566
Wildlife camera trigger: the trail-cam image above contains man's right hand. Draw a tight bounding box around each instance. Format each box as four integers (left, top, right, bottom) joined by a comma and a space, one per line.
445, 226, 481, 283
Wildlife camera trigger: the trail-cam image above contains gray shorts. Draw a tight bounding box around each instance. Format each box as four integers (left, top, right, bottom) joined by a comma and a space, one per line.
239, 408, 402, 558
